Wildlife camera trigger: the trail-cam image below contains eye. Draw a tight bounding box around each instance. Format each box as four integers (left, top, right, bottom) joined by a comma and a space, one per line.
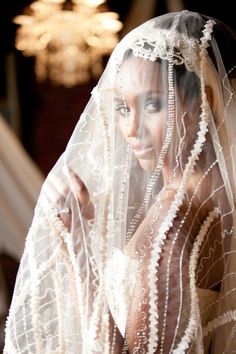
115, 105, 130, 118
145, 98, 162, 113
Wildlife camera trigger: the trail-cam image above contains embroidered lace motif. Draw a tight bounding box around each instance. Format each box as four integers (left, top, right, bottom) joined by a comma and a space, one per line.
117, 20, 215, 71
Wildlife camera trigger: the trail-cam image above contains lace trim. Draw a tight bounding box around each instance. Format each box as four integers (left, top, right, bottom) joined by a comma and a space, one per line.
169, 162, 219, 351
91, 88, 113, 353
4, 200, 73, 354
130, 28, 199, 71
38, 202, 107, 353
173, 208, 220, 353
116, 18, 215, 72
203, 310, 236, 337
3, 333, 20, 354
147, 52, 176, 354
147, 33, 211, 349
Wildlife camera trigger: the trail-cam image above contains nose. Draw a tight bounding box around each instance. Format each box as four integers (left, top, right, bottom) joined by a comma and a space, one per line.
127, 110, 139, 138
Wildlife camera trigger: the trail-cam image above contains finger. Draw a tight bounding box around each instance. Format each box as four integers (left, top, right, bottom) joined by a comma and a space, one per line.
44, 173, 69, 206
69, 169, 90, 206
58, 207, 71, 229
43, 173, 72, 229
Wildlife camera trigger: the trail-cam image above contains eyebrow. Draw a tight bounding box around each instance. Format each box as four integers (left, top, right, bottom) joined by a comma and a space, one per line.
114, 90, 162, 102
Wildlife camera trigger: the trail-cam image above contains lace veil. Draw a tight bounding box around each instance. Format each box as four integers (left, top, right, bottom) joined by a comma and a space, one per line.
4, 10, 236, 353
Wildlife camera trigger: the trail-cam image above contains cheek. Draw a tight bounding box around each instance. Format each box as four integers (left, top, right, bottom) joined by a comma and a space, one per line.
118, 119, 128, 140
145, 113, 165, 143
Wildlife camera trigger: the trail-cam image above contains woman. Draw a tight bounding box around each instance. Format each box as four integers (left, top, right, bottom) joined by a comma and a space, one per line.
4, 10, 236, 353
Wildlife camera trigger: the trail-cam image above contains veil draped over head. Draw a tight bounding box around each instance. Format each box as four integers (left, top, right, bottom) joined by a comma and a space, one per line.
4, 10, 236, 354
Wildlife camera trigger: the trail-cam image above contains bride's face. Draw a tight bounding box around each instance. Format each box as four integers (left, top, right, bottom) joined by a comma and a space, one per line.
115, 56, 168, 171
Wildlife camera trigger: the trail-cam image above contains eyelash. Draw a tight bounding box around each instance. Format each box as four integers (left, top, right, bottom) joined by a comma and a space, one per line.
145, 99, 162, 113
115, 105, 130, 117
115, 98, 162, 118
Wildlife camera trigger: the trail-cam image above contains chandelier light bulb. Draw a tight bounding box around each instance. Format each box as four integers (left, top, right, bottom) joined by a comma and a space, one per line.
13, 0, 123, 87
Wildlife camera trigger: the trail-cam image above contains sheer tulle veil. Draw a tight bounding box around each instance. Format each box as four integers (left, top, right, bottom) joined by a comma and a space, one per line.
4, 10, 236, 354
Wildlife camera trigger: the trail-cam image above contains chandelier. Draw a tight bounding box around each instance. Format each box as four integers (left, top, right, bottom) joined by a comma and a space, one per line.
13, 0, 123, 87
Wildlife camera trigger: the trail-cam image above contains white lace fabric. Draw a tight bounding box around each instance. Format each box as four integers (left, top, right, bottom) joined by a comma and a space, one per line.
4, 10, 236, 353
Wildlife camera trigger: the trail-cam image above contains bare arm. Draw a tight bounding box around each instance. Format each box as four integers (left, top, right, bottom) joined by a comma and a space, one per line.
124, 193, 200, 353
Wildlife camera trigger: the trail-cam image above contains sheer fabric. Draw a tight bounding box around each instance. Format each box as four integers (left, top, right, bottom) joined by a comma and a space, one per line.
4, 10, 236, 353
0, 114, 44, 260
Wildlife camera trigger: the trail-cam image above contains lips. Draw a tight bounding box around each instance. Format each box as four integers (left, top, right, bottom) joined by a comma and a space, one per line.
129, 141, 154, 158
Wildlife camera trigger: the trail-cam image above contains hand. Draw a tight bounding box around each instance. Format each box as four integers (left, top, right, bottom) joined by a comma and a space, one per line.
69, 169, 94, 221
46, 169, 94, 230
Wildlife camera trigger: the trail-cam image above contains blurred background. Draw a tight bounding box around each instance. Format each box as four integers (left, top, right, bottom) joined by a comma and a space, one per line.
0, 0, 235, 350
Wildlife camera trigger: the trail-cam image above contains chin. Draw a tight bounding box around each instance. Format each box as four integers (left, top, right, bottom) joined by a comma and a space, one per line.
138, 158, 156, 172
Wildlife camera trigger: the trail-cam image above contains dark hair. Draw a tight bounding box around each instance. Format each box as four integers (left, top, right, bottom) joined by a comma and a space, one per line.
157, 11, 236, 78
122, 11, 236, 108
